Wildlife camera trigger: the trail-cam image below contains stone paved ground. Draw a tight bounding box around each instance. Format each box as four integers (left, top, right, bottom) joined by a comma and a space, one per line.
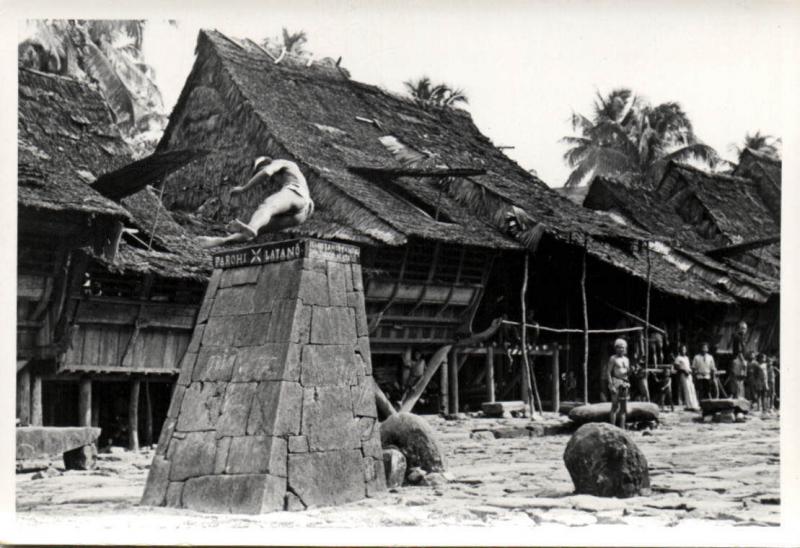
14, 409, 780, 532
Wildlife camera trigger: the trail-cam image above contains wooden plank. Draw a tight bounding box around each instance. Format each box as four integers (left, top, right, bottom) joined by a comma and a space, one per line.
62, 325, 82, 365
449, 349, 459, 413
74, 300, 197, 330
82, 327, 103, 366
17, 369, 31, 426
162, 332, 178, 370
17, 274, 47, 299
75, 300, 139, 325
78, 377, 92, 427
129, 379, 140, 451
143, 380, 153, 447
97, 326, 120, 367
138, 331, 167, 371
31, 374, 43, 426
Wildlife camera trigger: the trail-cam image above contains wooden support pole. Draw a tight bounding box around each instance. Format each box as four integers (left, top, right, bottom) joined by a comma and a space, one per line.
373, 378, 397, 420
440, 351, 449, 415
449, 348, 459, 413
552, 343, 560, 413
78, 377, 92, 427
144, 380, 153, 447
17, 368, 31, 426
581, 240, 589, 404
129, 378, 140, 451
91, 392, 100, 427
520, 253, 534, 414
31, 374, 43, 426
485, 346, 495, 403
399, 344, 452, 413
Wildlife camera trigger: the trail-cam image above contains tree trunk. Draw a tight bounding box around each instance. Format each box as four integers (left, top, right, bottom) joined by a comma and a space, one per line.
129, 379, 140, 451
581, 243, 589, 404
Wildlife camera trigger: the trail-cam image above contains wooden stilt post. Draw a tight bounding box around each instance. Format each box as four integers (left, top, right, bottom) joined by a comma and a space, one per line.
31, 374, 43, 426
581, 238, 589, 404
485, 345, 495, 403
144, 380, 153, 447
552, 343, 560, 413
129, 378, 140, 451
17, 368, 31, 426
78, 377, 92, 427
449, 348, 459, 414
440, 350, 449, 415
520, 253, 536, 415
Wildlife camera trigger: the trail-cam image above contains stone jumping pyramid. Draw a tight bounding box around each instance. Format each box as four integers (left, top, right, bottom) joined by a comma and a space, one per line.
142, 239, 386, 513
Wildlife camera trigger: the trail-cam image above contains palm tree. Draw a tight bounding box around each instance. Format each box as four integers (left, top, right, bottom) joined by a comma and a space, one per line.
562, 88, 718, 187
281, 28, 307, 54
404, 76, 468, 109
732, 131, 781, 161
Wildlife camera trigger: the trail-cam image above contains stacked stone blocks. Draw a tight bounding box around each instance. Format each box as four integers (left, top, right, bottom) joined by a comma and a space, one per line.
141, 239, 385, 513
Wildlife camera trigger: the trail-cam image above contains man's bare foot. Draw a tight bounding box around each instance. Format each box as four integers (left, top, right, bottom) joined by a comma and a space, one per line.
226, 218, 258, 238
197, 235, 227, 249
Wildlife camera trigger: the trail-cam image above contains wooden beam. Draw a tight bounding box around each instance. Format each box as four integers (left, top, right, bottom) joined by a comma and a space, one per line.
551, 343, 560, 413
449, 348, 459, 414
17, 369, 31, 426
486, 345, 495, 403
439, 350, 449, 415
31, 374, 43, 426
129, 379, 140, 451
59, 365, 180, 375
78, 377, 92, 427
399, 344, 452, 413
373, 378, 396, 420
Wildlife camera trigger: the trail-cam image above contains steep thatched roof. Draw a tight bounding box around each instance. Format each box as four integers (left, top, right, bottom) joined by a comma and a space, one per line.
657, 162, 779, 245
18, 68, 130, 220
18, 68, 209, 282
157, 29, 647, 252
733, 147, 781, 222
583, 171, 779, 303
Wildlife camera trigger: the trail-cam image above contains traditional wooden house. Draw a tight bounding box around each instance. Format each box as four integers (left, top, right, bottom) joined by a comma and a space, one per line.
155, 29, 680, 411
582, 162, 780, 360
17, 67, 207, 448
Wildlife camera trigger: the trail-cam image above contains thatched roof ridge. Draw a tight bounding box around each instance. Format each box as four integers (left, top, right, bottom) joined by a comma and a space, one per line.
657, 162, 779, 244
18, 68, 131, 220
157, 29, 647, 251
733, 148, 781, 222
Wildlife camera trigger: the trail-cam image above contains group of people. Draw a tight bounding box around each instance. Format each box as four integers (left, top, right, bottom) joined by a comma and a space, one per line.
606, 336, 779, 428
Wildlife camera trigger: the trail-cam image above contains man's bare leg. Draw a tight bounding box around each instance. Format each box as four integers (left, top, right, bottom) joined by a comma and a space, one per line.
197, 230, 252, 249
228, 189, 305, 237
609, 393, 619, 426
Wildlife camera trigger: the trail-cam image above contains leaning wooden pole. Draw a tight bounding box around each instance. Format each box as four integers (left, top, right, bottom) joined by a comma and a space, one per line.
581, 239, 589, 404
520, 253, 542, 415
399, 344, 453, 413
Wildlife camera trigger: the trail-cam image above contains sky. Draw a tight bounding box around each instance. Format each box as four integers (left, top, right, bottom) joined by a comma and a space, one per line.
139, 1, 791, 187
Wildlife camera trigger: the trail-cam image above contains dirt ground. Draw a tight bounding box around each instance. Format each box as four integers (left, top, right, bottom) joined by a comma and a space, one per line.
13, 409, 780, 532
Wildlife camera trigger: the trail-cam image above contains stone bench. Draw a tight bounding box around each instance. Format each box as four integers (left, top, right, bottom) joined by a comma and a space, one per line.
568, 402, 660, 425
481, 400, 527, 418
16, 426, 101, 470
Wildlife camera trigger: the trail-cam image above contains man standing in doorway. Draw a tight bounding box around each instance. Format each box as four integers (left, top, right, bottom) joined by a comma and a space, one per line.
607, 339, 631, 429
692, 342, 717, 401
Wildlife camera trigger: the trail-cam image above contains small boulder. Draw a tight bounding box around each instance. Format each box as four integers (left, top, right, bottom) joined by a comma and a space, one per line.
63, 444, 97, 471
380, 412, 445, 473
712, 410, 735, 423
563, 423, 650, 498
406, 466, 427, 485
382, 446, 407, 488
31, 466, 61, 480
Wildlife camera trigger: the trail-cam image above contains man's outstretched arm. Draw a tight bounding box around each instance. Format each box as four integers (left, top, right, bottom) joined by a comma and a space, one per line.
231, 169, 270, 195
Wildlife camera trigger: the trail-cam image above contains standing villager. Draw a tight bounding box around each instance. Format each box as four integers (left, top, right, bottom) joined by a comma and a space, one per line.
674, 345, 699, 410
745, 351, 760, 406
197, 157, 314, 248
768, 356, 779, 410
656, 364, 674, 412
630, 358, 650, 402
648, 331, 665, 366
607, 338, 631, 429
729, 352, 748, 399
692, 342, 717, 401
753, 353, 770, 415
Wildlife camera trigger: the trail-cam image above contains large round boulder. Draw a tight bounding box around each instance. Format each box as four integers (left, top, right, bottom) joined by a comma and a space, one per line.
380, 412, 445, 473
563, 422, 650, 498
568, 402, 659, 425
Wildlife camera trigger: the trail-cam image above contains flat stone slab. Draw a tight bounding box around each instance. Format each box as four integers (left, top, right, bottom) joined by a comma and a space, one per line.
16, 427, 101, 460
700, 398, 750, 415
568, 402, 659, 425
481, 401, 527, 417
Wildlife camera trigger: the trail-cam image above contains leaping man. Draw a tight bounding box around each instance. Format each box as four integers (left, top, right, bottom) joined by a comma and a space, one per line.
197, 157, 315, 249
